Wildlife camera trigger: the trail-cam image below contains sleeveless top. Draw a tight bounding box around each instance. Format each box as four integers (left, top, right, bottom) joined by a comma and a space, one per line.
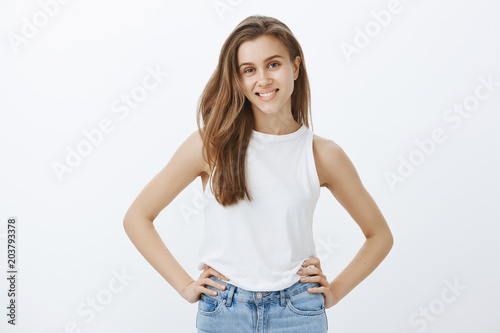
196, 124, 321, 291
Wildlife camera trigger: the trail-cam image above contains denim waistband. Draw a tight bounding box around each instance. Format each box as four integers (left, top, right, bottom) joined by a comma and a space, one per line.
204, 275, 320, 307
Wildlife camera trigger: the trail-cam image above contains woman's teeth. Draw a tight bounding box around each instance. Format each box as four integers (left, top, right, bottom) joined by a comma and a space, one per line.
258, 89, 277, 97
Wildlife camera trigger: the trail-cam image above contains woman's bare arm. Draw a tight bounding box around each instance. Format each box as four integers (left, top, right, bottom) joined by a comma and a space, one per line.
314, 135, 394, 305
123, 128, 208, 300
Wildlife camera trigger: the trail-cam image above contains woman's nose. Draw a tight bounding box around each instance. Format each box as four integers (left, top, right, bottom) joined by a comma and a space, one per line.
256, 70, 272, 86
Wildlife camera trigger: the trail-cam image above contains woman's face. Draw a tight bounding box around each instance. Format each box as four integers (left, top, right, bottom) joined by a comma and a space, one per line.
237, 34, 300, 117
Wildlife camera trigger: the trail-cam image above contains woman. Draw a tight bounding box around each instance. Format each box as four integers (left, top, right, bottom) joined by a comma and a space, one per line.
123, 15, 393, 332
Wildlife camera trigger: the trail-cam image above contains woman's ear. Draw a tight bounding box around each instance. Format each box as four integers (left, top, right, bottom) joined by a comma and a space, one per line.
293, 56, 301, 80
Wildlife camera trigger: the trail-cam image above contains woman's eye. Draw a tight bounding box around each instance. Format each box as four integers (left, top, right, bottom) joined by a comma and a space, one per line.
269, 62, 279, 69
244, 68, 254, 74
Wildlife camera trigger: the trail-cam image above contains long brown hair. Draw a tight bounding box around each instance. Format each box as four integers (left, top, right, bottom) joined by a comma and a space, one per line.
196, 15, 313, 207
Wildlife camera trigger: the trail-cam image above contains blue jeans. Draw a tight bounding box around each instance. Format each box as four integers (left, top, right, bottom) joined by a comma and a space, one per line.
196, 275, 328, 332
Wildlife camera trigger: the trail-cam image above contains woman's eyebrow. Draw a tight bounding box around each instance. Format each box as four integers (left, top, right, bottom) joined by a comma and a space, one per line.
238, 55, 283, 69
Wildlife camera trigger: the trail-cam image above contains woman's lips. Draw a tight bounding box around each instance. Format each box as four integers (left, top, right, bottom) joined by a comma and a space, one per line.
255, 89, 278, 101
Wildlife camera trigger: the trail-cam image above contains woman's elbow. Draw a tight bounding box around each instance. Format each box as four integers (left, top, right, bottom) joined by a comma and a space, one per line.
368, 226, 394, 252
123, 210, 154, 232
122, 210, 142, 232
123, 214, 134, 233
383, 227, 394, 252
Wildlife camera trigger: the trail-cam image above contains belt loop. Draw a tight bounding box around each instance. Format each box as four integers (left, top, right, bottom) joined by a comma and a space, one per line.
280, 289, 286, 307
225, 284, 235, 307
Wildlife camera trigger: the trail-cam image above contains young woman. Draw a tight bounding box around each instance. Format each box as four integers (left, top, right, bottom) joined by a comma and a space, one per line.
123, 15, 393, 332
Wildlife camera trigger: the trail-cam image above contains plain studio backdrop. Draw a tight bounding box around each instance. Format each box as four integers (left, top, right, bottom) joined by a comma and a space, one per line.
1, 0, 499, 332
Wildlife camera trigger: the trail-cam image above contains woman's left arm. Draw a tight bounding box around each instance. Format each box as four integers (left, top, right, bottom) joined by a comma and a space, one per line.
299, 137, 394, 309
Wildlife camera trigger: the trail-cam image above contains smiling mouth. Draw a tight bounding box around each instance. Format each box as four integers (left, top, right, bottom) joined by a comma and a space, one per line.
256, 89, 278, 97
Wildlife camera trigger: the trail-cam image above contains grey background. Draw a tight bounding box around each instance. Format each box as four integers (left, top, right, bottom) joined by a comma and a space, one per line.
1, 0, 499, 332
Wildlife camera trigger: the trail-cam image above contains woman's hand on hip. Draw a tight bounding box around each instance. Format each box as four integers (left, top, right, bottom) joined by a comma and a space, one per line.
182, 265, 230, 304
297, 257, 339, 309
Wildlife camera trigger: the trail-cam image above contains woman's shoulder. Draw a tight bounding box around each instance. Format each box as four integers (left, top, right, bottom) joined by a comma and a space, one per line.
312, 133, 344, 156
312, 133, 349, 187
187, 127, 214, 175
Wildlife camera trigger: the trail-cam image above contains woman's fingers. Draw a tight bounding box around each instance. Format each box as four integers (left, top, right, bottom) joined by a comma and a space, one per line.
298, 266, 324, 277
196, 277, 225, 296
204, 266, 230, 281
210, 268, 230, 281
298, 257, 329, 289
302, 257, 322, 270
198, 266, 230, 296
201, 281, 225, 296
205, 276, 227, 290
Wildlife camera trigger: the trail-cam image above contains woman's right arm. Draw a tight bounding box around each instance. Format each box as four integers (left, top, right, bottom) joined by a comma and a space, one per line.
122, 128, 215, 302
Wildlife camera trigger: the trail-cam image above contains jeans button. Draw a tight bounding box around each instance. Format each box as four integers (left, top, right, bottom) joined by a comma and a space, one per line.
256, 292, 262, 299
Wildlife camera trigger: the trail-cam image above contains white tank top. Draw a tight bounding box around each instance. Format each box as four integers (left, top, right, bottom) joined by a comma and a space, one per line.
196, 124, 321, 291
